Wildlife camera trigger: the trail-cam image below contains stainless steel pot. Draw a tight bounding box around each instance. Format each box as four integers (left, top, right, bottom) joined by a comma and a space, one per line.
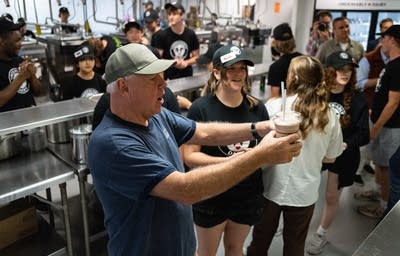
0, 132, 22, 161
24, 127, 47, 152
46, 120, 79, 144
70, 124, 92, 164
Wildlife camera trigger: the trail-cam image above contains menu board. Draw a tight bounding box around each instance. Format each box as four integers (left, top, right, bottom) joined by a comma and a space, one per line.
316, 0, 400, 10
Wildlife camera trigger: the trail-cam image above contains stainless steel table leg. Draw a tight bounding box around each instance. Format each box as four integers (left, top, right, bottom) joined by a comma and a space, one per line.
45, 188, 55, 227
59, 182, 74, 256
78, 170, 91, 256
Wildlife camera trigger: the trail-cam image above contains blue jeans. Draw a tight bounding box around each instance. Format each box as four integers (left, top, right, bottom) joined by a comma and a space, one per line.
386, 146, 400, 214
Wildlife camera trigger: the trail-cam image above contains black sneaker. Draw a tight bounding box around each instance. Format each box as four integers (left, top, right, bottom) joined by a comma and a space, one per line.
363, 164, 375, 175
354, 174, 365, 186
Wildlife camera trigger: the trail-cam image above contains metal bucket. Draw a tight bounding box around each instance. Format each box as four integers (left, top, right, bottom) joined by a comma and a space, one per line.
69, 124, 92, 164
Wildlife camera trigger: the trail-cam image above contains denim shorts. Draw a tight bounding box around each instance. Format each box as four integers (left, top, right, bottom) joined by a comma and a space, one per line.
371, 127, 400, 167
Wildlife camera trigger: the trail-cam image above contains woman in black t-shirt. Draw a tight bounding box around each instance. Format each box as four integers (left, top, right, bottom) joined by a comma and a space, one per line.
182, 45, 268, 256
307, 51, 369, 254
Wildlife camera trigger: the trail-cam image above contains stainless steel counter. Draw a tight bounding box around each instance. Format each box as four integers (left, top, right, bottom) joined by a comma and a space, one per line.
352, 201, 400, 256
0, 98, 96, 136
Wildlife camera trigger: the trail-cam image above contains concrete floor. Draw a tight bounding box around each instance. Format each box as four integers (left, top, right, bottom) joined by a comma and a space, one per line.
41, 169, 380, 256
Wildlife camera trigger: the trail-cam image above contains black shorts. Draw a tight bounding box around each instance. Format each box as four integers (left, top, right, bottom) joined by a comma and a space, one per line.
323, 147, 360, 189
193, 201, 263, 228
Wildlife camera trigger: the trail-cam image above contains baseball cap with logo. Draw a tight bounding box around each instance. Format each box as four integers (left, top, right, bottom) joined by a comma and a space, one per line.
212, 45, 254, 68
326, 51, 359, 69
144, 9, 159, 23
105, 43, 176, 84
0, 16, 24, 34
272, 23, 294, 41
377, 24, 400, 39
74, 44, 95, 61
165, 2, 185, 13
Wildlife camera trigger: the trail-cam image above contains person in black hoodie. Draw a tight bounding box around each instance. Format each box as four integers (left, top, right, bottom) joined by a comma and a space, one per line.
307, 51, 370, 255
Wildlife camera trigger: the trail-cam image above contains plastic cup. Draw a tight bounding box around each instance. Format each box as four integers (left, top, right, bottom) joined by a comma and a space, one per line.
272, 111, 301, 138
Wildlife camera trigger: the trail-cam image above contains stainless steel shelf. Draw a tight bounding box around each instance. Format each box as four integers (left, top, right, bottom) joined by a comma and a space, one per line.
0, 98, 96, 136
0, 216, 67, 256
0, 149, 74, 205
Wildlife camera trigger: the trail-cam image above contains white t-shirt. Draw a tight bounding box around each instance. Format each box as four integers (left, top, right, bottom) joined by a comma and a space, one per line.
263, 95, 344, 207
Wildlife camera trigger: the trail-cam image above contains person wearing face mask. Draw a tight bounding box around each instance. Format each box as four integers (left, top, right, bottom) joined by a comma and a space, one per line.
316, 17, 364, 66
307, 51, 369, 255
182, 45, 268, 256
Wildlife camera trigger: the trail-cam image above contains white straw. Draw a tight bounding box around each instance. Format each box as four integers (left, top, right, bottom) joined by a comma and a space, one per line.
281, 82, 286, 120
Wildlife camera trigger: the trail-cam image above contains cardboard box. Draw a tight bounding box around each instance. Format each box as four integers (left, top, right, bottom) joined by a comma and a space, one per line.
0, 198, 38, 250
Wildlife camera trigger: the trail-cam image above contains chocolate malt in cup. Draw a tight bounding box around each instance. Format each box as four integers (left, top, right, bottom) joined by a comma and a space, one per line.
272, 111, 301, 138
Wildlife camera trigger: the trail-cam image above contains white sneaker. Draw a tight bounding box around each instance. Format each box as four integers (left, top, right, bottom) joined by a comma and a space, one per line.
306, 233, 328, 255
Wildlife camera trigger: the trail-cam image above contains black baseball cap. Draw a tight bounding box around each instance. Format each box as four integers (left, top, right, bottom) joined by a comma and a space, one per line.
123, 21, 142, 33
165, 2, 185, 13
377, 24, 400, 39
0, 16, 24, 34
59, 7, 69, 14
144, 9, 159, 23
212, 45, 254, 68
326, 51, 359, 69
74, 44, 95, 61
272, 23, 293, 41
143, 1, 153, 7
197, 43, 223, 65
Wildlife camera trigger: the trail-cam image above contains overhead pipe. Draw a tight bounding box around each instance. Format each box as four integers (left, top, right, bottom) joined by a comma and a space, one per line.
48, 0, 54, 22
22, 0, 27, 19
92, 0, 119, 27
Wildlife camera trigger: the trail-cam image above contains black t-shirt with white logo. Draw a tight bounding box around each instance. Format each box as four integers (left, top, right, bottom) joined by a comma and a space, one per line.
154, 27, 199, 80
63, 73, 107, 100
371, 57, 400, 128
0, 56, 36, 112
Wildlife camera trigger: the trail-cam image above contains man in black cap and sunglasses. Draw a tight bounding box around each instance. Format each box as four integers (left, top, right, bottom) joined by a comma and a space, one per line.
0, 17, 41, 112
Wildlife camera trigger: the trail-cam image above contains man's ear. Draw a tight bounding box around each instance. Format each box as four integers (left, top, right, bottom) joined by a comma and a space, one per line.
116, 78, 128, 95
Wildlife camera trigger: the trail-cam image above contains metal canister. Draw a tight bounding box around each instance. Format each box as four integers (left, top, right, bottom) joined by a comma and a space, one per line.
69, 124, 92, 164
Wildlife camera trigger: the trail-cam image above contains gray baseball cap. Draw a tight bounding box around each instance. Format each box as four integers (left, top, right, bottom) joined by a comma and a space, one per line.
105, 43, 175, 84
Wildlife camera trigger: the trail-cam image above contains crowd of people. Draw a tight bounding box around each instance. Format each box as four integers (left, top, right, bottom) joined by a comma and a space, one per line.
1, 3, 400, 256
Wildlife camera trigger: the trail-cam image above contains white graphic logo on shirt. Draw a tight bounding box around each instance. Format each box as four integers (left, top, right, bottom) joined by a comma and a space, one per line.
169, 40, 188, 59
9, 67, 29, 94
329, 102, 345, 119
219, 140, 251, 156
375, 68, 386, 92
